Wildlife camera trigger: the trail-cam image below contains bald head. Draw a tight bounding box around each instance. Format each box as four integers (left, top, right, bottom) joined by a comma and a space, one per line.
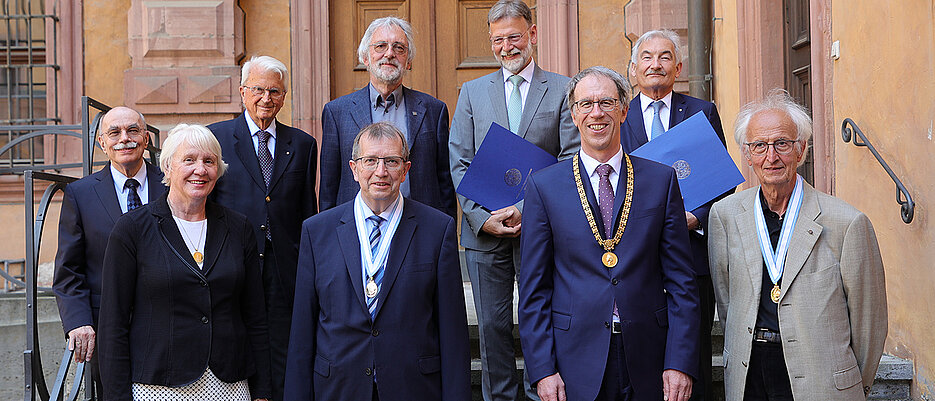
98, 107, 150, 177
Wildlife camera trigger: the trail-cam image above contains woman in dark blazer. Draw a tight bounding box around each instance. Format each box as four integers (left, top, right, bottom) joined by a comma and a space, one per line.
98, 123, 270, 401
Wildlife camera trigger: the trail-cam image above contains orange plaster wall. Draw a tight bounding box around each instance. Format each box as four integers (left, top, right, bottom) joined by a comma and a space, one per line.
830, 1, 935, 398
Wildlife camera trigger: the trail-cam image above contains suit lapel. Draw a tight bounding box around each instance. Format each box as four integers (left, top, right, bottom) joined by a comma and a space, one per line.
404, 87, 425, 150
668, 92, 688, 128
624, 97, 648, 149
200, 202, 227, 276
350, 86, 373, 131
145, 163, 166, 202
486, 71, 510, 129
577, 156, 606, 237
269, 122, 294, 192
337, 206, 369, 316
778, 185, 822, 302
372, 202, 416, 319
736, 190, 765, 295
93, 165, 123, 223
152, 197, 204, 278
516, 66, 547, 139
232, 115, 267, 191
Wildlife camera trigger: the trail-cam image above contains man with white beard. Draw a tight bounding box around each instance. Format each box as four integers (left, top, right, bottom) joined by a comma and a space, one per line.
448, 1, 579, 400
319, 16, 456, 218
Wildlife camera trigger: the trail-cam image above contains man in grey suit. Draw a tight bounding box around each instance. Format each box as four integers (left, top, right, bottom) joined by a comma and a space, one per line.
449, 1, 578, 400
708, 90, 887, 400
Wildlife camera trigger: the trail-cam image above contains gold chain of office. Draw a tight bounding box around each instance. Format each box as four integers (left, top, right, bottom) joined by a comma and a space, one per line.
573, 153, 634, 268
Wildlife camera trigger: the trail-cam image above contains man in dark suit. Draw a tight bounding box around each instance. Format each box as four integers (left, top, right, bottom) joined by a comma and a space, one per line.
448, 2, 579, 399
622, 29, 732, 401
285, 121, 470, 401
53, 106, 165, 396
320, 17, 455, 217
208, 55, 318, 401
519, 66, 699, 401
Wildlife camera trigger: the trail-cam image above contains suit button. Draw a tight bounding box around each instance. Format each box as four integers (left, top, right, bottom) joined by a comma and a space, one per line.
260, 224, 268, 231
604, 321, 610, 328
200, 281, 207, 287
365, 368, 372, 376
201, 316, 209, 324
371, 329, 379, 337
611, 278, 618, 285
259, 253, 264, 259
265, 196, 271, 203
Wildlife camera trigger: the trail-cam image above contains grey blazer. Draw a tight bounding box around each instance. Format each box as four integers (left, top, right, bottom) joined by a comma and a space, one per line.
708, 184, 887, 400
448, 65, 579, 251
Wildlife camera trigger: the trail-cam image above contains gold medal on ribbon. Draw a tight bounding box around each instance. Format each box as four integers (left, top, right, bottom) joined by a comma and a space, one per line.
193, 251, 204, 264
602, 252, 617, 268
366, 277, 379, 298
770, 284, 781, 303
573, 153, 633, 269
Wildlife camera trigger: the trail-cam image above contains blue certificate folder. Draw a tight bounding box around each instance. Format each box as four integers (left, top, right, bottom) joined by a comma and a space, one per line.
631, 112, 745, 211
456, 122, 557, 210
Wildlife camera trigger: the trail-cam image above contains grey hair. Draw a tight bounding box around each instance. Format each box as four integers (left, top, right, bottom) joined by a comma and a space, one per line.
488, 0, 533, 25
160, 123, 229, 185
733, 89, 813, 165
357, 17, 417, 65
565, 66, 633, 110
240, 56, 289, 89
351, 121, 410, 161
629, 29, 684, 66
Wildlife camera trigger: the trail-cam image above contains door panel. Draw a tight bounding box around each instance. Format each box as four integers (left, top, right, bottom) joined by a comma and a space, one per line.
784, 0, 813, 184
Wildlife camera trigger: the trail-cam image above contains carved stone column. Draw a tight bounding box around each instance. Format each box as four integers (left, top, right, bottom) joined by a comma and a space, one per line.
124, 0, 245, 121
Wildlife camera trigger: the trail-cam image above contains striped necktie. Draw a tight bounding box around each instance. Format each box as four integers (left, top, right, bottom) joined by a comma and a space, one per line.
366, 215, 385, 318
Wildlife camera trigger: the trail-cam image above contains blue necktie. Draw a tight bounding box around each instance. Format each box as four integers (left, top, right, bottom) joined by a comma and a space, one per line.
650, 100, 665, 140
507, 74, 525, 133
366, 215, 385, 318
124, 179, 142, 212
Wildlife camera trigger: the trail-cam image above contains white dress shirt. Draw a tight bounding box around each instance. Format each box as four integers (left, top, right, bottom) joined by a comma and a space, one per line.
110, 163, 150, 214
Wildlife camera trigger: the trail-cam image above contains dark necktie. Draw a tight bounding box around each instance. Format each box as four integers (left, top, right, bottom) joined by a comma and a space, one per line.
124, 178, 142, 212
257, 130, 274, 188
595, 164, 615, 239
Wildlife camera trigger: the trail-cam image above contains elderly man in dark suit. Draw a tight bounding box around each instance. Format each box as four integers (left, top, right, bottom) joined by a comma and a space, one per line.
519, 66, 699, 401
320, 16, 455, 217
208, 55, 318, 401
448, 1, 579, 399
621, 29, 733, 401
285, 121, 470, 401
53, 106, 165, 397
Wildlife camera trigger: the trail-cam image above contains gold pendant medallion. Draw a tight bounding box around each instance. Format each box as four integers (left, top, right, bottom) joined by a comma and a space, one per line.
770, 284, 781, 303
193, 251, 204, 264
366, 277, 379, 298
602, 252, 618, 268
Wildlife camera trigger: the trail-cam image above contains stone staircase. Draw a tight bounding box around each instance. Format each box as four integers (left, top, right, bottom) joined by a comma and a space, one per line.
463, 281, 913, 401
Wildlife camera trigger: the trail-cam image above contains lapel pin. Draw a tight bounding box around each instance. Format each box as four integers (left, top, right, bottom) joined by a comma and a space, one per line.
286, 151, 291, 155
412, 111, 417, 116
679, 108, 683, 112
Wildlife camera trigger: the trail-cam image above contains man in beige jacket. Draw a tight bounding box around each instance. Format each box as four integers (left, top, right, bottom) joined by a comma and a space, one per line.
708, 90, 887, 400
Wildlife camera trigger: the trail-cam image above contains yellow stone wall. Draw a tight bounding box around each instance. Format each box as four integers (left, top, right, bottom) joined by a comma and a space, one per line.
578, 1, 629, 76
711, 0, 743, 164
830, 2, 935, 397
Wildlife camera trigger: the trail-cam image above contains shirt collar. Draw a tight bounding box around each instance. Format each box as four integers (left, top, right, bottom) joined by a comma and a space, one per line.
244, 111, 277, 139
501, 59, 536, 85
110, 162, 148, 190
369, 83, 405, 111
355, 191, 403, 222
640, 91, 673, 113
579, 147, 624, 177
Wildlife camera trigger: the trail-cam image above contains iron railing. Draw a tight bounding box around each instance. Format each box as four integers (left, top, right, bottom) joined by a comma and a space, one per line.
841, 118, 915, 224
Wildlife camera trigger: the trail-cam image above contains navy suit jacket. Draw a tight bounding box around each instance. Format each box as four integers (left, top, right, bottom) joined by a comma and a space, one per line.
53, 162, 165, 334
518, 155, 700, 401
621, 92, 732, 276
319, 86, 456, 217
208, 113, 318, 302
284, 199, 470, 401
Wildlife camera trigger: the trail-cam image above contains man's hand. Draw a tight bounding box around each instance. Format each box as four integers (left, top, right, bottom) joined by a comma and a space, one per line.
536, 373, 566, 401
662, 369, 692, 401
481, 206, 522, 237
685, 211, 699, 230
68, 325, 96, 363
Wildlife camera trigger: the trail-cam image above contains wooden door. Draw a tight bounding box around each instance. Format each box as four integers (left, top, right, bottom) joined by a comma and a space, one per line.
783, 0, 813, 184
329, 0, 536, 115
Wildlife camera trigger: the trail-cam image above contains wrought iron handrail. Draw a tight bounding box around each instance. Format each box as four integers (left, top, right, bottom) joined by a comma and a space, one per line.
841, 118, 915, 223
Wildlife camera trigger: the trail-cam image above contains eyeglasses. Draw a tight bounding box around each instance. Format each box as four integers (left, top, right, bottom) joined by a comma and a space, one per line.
243, 85, 285, 100
572, 98, 620, 114
370, 41, 409, 55
744, 139, 800, 156
103, 126, 146, 140
354, 156, 407, 171
490, 28, 530, 46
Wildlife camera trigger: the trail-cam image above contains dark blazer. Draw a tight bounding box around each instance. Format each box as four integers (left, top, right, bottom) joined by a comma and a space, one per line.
518, 155, 700, 401
621, 92, 731, 276
208, 113, 318, 301
53, 162, 164, 333
319, 86, 456, 217
284, 199, 470, 401
98, 195, 271, 400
